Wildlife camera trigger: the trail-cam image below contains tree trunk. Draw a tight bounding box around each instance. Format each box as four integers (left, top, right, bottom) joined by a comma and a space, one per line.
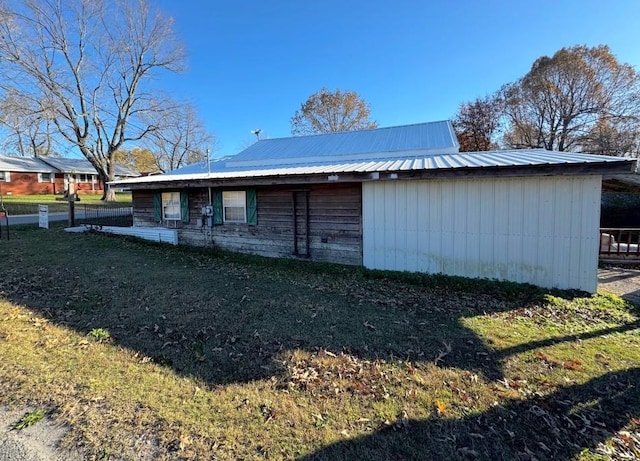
99, 162, 118, 202
103, 186, 117, 202
99, 172, 117, 202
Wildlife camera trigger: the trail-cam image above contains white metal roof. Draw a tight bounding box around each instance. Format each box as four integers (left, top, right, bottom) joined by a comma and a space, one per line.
0, 155, 57, 173
111, 148, 634, 186
39, 157, 139, 177
225, 120, 460, 168
38, 157, 97, 174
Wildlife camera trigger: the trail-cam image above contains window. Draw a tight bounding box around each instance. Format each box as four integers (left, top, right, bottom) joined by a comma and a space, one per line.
0, 171, 6, 182
153, 191, 188, 223
162, 192, 181, 220
223, 191, 246, 222
39, 172, 52, 182
212, 189, 256, 226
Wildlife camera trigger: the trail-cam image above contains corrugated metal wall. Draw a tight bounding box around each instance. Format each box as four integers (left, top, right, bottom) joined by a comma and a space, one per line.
362, 175, 601, 292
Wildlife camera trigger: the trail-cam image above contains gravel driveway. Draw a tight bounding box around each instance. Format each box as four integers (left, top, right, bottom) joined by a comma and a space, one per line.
598, 267, 640, 305
0, 407, 82, 461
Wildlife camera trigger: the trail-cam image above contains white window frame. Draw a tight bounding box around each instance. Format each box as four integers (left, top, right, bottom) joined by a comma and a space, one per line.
162, 192, 181, 221
0, 171, 10, 182
38, 172, 52, 183
223, 191, 246, 223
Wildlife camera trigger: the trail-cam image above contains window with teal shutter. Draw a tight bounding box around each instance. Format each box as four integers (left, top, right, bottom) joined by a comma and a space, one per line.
153, 193, 162, 222
180, 192, 189, 223
246, 189, 257, 225
213, 190, 223, 225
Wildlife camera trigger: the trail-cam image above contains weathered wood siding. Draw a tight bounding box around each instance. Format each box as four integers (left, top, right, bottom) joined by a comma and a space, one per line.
132, 183, 362, 265
363, 176, 601, 293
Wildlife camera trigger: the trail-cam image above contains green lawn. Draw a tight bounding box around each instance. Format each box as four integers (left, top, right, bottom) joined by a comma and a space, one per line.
0, 225, 638, 460
0, 193, 132, 215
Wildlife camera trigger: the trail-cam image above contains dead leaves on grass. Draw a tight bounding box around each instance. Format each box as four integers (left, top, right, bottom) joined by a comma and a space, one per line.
278, 349, 398, 400
535, 352, 583, 371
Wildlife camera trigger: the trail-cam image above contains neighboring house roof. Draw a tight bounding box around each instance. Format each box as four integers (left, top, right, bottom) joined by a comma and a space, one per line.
39, 157, 139, 177
0, 155, 57, 173
113, 164, 141, 177
39, 157, 97, 174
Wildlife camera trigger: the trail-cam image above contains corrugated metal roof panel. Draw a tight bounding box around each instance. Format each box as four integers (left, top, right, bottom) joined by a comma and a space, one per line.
226, 120, 459, 167
112, 148, 634, 187
0, 156, 57, 173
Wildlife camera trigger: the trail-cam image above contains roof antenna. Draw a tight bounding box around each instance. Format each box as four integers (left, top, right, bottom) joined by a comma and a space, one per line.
251, 129, 262, 140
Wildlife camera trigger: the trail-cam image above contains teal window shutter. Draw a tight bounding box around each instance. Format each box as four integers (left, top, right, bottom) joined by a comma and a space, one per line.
213, 190, 223, 225
246, 189, 257, 225
153, 193, 162, 222
180, 192, 189, 223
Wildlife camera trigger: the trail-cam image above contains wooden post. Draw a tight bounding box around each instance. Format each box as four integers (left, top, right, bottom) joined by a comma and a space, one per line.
292, 192, 298, 255
68, 176, 76, 227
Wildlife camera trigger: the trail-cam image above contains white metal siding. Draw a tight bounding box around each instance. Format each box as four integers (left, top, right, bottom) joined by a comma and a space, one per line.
363, 176, 601, 292
99, 226, 178, 245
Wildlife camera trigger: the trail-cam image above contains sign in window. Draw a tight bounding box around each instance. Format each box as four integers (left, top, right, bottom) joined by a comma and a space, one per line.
162, 192, 181, 220
223, 191, 246, 223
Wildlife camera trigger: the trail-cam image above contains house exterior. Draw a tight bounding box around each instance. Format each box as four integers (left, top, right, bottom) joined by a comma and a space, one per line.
111, 121, 635, 293
0, 156, 58, 195
0, 155, 138, 195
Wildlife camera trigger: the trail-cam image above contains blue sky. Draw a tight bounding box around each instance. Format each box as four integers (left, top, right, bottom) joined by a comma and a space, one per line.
153, 0, 640, 157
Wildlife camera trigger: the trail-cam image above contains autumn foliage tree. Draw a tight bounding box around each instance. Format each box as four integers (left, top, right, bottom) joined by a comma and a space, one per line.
453, 45, 640, 156
113, 148, 159, 175
500, 45, 640, 152
291, 88, 378, 135
452, 95, 503, 151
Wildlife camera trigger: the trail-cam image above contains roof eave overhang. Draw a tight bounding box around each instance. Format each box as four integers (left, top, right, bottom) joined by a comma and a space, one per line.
114, 160, 634, 191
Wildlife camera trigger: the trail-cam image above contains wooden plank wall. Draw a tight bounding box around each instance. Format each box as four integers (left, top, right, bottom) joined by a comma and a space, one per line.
132, 183, 362, 265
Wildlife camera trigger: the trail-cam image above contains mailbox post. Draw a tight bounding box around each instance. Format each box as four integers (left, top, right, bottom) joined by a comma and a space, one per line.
0, 206, 8, 240
68, 176, 76, 227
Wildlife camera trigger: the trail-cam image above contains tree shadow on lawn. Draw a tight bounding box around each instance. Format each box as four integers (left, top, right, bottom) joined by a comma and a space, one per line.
0, 232, 629, 387
298, 366, 640, 460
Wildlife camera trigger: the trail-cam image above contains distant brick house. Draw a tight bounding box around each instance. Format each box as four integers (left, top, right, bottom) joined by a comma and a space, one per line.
0, 155, 138, 195
0, 156, 58, 195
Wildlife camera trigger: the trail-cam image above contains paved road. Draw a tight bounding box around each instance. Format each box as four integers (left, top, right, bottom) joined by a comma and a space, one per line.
4, 208, 132, 226
6, 212, 78, 226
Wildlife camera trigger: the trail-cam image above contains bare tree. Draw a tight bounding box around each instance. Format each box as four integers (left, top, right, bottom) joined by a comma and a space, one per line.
291, 87, 378, 135
0, 91, 57, 157
452, 95, 503, 152
145, 103, 216, 172
501, 45, 640, 152
0, 0, 185, 200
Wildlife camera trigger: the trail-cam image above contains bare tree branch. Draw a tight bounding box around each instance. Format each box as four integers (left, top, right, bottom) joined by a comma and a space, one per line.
0, 0, 186, 200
